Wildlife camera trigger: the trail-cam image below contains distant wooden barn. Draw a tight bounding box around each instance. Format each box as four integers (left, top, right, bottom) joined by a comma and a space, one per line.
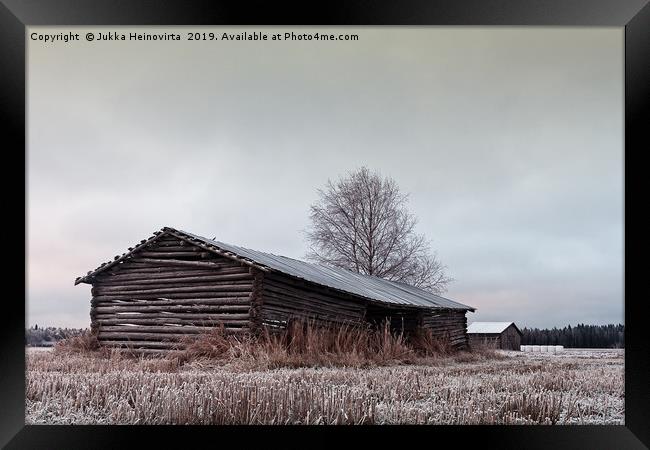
75, 227, 476, 353
467, 322, 522, 350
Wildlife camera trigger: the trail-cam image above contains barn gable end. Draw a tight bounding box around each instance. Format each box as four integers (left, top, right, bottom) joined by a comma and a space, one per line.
87, 231, 256, 351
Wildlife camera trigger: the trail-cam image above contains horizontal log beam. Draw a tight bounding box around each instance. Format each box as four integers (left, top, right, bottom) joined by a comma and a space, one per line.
96, 315, 249, 328
92, 297, 250, 306
96, 312, 250, 320
126, 258, 227, 268
142, 246, 203, 252
99, 325, 247, 333
151, 239, 185, 245
98, 268, 248, 280
96, 317, 250, 326
99, 332, 191, 341
260, 310, 357, 326
92, 291, 253, 300
94, 273, 253, 286
98, 329, 247, 341
105, 266, 231, 275
260, 313, 362, 329
93, 304, 252, 314
105, 348, 173, 354
93, 284, 253, 295
95, 312, 250, 320
98, 332, 189, 341
134, 251, 209, 258
100, 340, 184, 349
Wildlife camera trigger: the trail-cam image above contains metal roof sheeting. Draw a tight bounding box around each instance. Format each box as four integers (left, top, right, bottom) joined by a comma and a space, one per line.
178, 229, 474, 311
76, 227, 475, 311
467, 322, 516, 334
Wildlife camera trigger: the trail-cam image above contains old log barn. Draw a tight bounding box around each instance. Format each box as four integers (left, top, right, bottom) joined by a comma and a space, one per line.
75, 227, 475, 353
466, 322, 522, 350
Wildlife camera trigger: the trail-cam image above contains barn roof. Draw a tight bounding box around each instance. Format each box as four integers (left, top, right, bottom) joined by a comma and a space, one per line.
467, 322, 521, 335
75, 227, 475, 311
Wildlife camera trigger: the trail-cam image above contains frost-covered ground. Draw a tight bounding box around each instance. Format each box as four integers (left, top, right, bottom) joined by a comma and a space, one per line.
516, 348, 625, 359
25, 348, 623, 425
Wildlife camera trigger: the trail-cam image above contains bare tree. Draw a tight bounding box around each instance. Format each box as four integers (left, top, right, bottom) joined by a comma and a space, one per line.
305, 167, 453, 294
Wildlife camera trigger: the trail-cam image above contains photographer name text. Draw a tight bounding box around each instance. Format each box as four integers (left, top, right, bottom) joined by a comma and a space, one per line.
30, 31, 360, 44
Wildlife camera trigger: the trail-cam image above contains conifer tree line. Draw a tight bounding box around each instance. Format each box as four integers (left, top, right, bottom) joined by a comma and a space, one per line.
521, 324, 624, 348
25, 326, 86, 346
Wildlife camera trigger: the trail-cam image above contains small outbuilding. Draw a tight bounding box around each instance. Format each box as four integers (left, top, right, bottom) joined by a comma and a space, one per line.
467, 321, 522, 350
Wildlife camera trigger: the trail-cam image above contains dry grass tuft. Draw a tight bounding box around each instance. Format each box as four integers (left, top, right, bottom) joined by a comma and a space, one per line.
453, 346, 508, 364
53, 331, 101, 355
170, 320, 469, 369
410, 328, 454, 357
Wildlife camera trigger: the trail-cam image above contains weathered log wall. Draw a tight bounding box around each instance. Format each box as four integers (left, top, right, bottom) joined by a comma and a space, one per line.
366, 304, 422, 334
259, 273, 470, 351
259, 272, 367, 328
421, 309, 469, 349
89, 234, 254, 351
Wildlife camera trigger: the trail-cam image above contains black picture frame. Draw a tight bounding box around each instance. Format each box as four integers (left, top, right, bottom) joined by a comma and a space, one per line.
2, 1, 648, 448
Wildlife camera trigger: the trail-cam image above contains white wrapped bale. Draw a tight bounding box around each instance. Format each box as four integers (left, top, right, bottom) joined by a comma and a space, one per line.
549, 345, 557, 353
520, 345, 528, 352
555, 345, 564, 353
541, 345, 548, 352
532, 345, 540, 352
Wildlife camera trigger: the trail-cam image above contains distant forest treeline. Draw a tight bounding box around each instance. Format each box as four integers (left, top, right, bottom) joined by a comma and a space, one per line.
26, 326, 87, 347
521, 324, 624, 348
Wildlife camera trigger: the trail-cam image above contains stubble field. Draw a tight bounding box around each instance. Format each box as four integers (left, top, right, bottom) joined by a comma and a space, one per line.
26, 348, 623, 425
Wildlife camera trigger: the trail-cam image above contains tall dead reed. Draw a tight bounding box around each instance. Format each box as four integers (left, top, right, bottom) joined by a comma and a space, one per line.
173, 319, 461, 368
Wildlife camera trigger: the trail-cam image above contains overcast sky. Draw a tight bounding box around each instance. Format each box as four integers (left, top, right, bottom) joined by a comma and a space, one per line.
27, 27, 623, 329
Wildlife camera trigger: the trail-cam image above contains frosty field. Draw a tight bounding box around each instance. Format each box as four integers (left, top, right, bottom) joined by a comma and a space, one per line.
25, 348, 623, 425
